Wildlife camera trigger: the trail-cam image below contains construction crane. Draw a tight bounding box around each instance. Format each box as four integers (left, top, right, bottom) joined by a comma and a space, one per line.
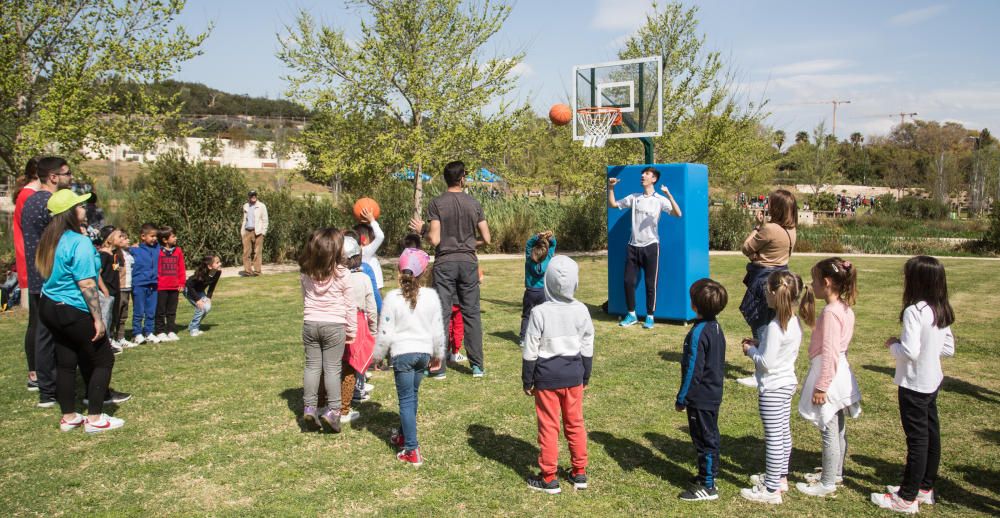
774, 99, 852, 136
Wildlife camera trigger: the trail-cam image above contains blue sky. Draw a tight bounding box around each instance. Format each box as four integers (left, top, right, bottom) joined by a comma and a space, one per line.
173, 0, 1000, 139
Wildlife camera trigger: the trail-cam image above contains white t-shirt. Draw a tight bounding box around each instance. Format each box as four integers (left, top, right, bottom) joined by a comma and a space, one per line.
747, 316, 802, 392
361, 220, 385, 289
890, 302, 955, 394
617, 192, 673, 247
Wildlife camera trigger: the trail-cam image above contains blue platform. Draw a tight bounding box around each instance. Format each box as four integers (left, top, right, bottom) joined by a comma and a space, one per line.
606, 163, 710, 322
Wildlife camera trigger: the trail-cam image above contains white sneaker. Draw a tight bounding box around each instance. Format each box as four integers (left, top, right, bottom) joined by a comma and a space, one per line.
134, 334, 146, 345
120, 339, 137, 348
740, 482, 783, 504
449, 352, 467, 363
190, 329, 204, 337
750, 473, 788, 492
804, 468, 844, 485
146, 333, 161, 344
736, 376, 758, 387
59, 413, 85, 432
340, 410, 360, 423
84, 414, 125, 433
871, 491, 919, 514
155, 333, 169, 342
796, 481, 837, 497
887, 486, 935, 505
110, 343, 124, 355
166, 332, 179, 341
363, 383, 374, 393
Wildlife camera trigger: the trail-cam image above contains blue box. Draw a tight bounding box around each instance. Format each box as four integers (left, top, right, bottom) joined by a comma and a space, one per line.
606, 163, 710, 322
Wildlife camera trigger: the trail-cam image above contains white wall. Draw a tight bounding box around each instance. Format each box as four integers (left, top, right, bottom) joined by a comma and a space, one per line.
83, 137, 307, 170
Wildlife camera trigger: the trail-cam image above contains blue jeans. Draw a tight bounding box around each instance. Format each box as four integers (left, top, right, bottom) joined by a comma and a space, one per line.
132, 285, 158, 336
184, 289, 211, 332
393, 352, 430, 451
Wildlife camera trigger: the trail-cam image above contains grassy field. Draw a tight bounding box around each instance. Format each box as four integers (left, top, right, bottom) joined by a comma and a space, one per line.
0, 255, 997, 516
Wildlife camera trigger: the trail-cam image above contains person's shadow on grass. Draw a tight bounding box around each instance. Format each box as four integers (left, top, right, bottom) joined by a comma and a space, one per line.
862, 364, 1000, 404
350, 401, 403, 450
657, 350, 754, 380
589, 430, 688, 486
279, 387, 313, 433
466, 424, 537, 478
852, 454, 1000, 515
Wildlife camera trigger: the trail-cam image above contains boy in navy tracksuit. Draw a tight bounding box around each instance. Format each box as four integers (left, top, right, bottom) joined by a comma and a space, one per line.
130, 223, 161, 344
675, 278, 729, 501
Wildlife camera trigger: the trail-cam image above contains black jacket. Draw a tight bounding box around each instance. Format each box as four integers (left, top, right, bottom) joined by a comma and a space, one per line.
676, 318, 726, 409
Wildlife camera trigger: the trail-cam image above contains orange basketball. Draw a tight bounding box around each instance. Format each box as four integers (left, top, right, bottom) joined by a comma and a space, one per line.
549, 103, 572, 126
352, 197, 381, 221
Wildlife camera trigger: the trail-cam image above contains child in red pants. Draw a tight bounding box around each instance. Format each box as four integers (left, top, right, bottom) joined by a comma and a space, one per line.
448, 304, 465, 363
521, 256, 594, 494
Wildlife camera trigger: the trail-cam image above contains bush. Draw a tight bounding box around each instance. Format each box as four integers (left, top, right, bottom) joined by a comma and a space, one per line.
805, 192, 837, 211
262, 190, 352, 263
708, 203, 752, 251
894, 196, 949, 220
873, 193, 897, 214
555, 195, 606, 252
983, 202, 1000, 252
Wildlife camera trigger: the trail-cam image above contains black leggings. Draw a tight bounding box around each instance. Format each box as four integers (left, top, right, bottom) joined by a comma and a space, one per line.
38, 296, 115, 415
624, 243, 660, 315
155, 290, 179, 334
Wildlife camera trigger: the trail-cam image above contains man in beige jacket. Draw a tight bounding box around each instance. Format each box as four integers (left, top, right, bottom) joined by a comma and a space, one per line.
240, 190, 269, 276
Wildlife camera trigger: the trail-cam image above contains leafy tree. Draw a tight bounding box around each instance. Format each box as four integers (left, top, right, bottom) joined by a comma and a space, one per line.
795, 131, 809, 144
790, 122, 842, 194
199, 137, 222, 161
0, 0, 208, 175
278, 0, 523, 215
773, 130, 786, 152
849, 132, 863, 147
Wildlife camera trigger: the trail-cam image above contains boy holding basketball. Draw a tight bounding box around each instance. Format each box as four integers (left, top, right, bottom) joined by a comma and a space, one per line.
607, 167, 682, 329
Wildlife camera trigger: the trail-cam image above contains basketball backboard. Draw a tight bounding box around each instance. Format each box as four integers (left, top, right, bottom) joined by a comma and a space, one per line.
573, 56, 662, 142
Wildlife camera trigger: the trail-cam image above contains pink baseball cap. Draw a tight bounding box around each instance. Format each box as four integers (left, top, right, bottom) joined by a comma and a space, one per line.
399, 247, 430, 277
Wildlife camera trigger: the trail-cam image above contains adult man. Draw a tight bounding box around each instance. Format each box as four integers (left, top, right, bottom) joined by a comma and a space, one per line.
607, 166, 682, 329
21, 157, 73, 407
240, 190, 268, 276
410, 161, 491, 379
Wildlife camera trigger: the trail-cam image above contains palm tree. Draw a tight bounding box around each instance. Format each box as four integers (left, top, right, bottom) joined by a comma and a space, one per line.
849, 132, 863, 147
773, 129, 786, 151
795, 130, 809, 144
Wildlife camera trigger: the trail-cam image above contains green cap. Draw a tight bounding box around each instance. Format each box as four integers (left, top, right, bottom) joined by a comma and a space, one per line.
47, 189, 92, 216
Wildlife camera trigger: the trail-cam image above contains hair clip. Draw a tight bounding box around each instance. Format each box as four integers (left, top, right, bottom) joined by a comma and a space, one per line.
842, 260, 852, 270
831, 264, 839, 273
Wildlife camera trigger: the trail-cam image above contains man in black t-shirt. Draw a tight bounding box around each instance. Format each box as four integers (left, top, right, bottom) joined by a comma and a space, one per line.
411, 161, 491, 378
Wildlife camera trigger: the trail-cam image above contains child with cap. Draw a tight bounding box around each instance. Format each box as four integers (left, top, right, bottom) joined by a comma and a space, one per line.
372, 247, 446, 466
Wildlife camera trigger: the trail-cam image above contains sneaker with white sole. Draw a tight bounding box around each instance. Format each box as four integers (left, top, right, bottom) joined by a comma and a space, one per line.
146, 333, 161, 344
340, 410, 360, 423
804, 468, 843, 485
363, 383, 374, 393
84, 414, 125, 433
134, 334, 146, 345
796, 481, 837, 497
527, 475, 560, 494
471, 365, 484, 378
449, 352, 467, 363
155, 333, 169, 342
741, 482, 783, 504
84, 389, 132, 405
119, 339, 137, 348
566, 471, 588, 490
27, 378, 39, 392
166, 332, 180, 341
679, 483, 719, 501
642, 315, 655, 329
619, 313, 638, 327
886, 486, 934, 505
189, 329, 204, 337
59, 413, 86, 432
736, 376, 758, 387
111, 343, 124, 355
37, 397, 56, 408
397, 448, 423, 467
871, 491, 919, 514
750, 473, 788, 493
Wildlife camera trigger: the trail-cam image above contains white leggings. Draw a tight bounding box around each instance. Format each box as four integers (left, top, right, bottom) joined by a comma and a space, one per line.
759, 384, 795, 491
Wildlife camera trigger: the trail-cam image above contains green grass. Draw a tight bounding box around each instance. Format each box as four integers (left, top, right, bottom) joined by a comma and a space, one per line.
1, 255, 998, 516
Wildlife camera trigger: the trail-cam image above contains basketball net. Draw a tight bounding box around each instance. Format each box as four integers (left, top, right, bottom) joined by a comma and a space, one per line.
577, 107, 621, 148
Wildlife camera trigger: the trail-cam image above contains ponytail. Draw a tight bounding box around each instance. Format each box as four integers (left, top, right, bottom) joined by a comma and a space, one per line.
400, 270, 421, 309
11, 156, 39, 202
768, 271, 803, 331
799, 282, 816, 327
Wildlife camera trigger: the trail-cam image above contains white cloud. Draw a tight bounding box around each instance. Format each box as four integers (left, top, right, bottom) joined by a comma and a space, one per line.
510, 62, 534, 77
769, 59, 853, 76
925, 88, 1000, 111
889, 4, 949, 27
591, 0, 654, 31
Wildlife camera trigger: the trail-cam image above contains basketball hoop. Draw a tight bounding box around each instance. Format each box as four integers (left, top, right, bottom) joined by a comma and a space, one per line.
577, 107, 622, 148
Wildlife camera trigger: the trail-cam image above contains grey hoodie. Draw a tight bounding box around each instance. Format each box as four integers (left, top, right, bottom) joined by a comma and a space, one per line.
521, 256, 595, 390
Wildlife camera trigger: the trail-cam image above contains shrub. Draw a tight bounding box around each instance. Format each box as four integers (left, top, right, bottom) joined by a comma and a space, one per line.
805, 192, 837, 211
894, 196, 949, 220
262, 190, 351, 263
555, 195, 607, 252
873, 193, 896, 214
708, 203, 752, 251
983, 202, 1000, 252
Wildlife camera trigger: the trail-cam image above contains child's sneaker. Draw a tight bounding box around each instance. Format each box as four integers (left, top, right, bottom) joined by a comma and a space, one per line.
134, 334, 146, 345
871, 491, 919, 514
110, 342, 124, 355
26, 378, 39, 392
396, 448, 423, 467
736, 376, 758, 387
84, 414, 125, 433
155, 333, 169, 342
619, 313, 638, 327
449, 352, 467, 363
886, 486, 934, 505
390, 428, 405, 449
750, 473, 788, 492
119, 338, 137, 348
471, 365, 484, 378
740, 481, 783, 504
339, 410, 360, 423
59, 413, 85, 432
190, 329, 204, 337
166, 332, 180, 341
642, 315, 655, 329
527, 474, 561, 494
303, 405, 319, 427
796, 481, 837, 497
363, 383, 374, 393
146, 333, 161, 344
320, 408, 341, 433
567, 471, 588, 490
679, 483, 719, 501
429, 371, 447, 380
804, 468, 843, 485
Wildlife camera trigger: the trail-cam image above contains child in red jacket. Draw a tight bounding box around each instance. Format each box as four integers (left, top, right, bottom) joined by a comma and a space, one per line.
154, 226, 186, 342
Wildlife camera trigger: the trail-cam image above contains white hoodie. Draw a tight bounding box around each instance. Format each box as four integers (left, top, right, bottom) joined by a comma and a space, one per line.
373, 287, 445, 361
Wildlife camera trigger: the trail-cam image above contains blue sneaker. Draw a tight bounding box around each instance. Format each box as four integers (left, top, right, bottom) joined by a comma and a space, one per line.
643, 315, 655, 329
471, 365, 484, 378
619, 313, 638, 327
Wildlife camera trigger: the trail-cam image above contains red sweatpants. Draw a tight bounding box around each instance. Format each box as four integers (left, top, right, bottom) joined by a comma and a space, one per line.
448, 304, 464, 354
534, 385, 588, 477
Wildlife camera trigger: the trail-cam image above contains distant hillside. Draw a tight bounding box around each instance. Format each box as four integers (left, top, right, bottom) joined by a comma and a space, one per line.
110, 80, 311, 118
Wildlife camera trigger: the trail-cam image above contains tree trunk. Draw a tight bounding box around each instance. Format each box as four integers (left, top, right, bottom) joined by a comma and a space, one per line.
413, 162, 424, 218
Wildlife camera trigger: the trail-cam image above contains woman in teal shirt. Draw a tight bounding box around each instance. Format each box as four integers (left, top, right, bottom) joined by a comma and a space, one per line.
36, 189, 124, 433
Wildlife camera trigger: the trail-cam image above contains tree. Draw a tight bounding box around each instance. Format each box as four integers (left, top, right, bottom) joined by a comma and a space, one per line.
773, 130, 786, 152
849, 132, 863, 147
278, 0, 523, 215
0, 0, 209, 176
790, 122, 842, 194
795, 131, 809, 144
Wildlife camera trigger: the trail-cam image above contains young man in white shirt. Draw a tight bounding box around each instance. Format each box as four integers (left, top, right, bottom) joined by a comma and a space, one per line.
607, 167, 682, 329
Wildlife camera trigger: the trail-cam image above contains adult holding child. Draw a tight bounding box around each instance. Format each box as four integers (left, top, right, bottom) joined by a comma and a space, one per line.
240, 190, 269, 277
607, 167, 682, 329
409, 160, 491, 379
